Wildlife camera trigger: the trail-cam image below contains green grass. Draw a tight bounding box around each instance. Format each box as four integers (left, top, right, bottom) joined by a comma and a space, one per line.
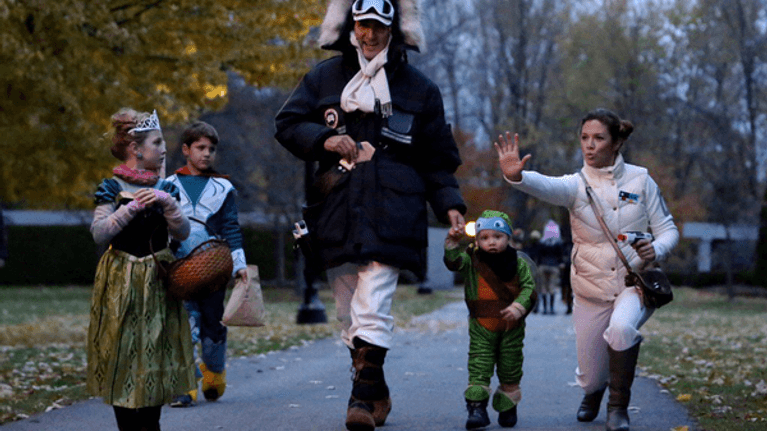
639, 287, 767, 431
0, 283, 458, 424
0, 286, 92, 326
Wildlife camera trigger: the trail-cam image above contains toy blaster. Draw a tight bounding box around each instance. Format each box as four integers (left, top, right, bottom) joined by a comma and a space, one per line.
293, 220, 320, 271
617, 231, 654, 245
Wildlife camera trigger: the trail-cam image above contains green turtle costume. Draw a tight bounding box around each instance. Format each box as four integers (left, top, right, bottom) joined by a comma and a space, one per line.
444, 210, 537, 421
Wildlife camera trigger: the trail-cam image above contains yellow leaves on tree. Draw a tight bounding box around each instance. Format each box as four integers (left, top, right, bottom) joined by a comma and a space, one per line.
1, 0, 325, 208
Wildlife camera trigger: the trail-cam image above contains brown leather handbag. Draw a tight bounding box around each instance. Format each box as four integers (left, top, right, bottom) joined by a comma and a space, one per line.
151, 217, 233, 300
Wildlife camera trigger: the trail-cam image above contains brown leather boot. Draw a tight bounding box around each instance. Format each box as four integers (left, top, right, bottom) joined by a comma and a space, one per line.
345, 338, 391, 431
576, 386, 606, 422
606, 343, 641, 431
346, 398, 376, 431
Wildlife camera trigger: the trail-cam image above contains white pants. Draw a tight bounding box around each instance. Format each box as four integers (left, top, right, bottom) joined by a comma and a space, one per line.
573, 287, 653, 394
327, 261, 399, 349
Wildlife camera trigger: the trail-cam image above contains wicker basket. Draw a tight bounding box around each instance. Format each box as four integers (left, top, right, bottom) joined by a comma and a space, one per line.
151, 217, 233, 301
160, 238, 233, 300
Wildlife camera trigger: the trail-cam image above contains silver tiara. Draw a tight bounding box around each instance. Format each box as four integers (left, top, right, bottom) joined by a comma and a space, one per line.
129, 110, 162, 134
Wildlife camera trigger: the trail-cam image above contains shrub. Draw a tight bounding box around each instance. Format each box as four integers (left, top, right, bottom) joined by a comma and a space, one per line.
0, 225, 295, 286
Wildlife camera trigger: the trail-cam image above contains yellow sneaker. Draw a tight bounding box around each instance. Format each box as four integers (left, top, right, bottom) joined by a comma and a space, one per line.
200, 362, 226, 401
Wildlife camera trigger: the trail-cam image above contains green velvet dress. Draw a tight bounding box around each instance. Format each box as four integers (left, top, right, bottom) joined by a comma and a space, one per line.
86, 178, 195, 408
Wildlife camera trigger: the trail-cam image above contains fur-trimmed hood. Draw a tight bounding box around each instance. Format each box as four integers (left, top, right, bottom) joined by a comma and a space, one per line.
318, 0, 425, 53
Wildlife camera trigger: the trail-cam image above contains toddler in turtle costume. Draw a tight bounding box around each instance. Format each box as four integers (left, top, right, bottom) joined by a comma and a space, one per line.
444, 210, 537, 429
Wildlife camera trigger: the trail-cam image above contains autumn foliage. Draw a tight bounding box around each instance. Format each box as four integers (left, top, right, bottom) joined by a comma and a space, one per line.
452, 128, 510, 222
0, 0, 324, 208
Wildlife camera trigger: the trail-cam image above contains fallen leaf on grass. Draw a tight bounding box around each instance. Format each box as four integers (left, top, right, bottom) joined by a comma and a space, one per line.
0, 384, 12, 399
671, 426, 689, 431
676, 394, 692, 402
44, 402, 63, 413
751, 380, 767, 396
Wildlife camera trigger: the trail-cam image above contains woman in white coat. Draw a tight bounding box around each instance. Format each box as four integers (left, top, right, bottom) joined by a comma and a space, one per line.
494, 109, 679, 431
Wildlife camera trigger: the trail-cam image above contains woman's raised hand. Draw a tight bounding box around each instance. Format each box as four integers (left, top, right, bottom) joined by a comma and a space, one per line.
494, 131, 531, 182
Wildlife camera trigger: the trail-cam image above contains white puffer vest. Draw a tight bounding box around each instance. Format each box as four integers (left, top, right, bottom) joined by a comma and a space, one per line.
509, 154, 679, 303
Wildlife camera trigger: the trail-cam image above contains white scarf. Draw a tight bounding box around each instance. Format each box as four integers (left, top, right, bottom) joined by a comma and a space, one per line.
341, 32, 393, 117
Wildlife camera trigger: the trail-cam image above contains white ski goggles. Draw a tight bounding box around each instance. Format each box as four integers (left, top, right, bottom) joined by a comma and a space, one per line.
352, 0, 395, 26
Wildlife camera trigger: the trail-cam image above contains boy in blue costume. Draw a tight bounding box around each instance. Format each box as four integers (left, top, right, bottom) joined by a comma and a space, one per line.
167, 121, 248, 407
445, 210, 537, 429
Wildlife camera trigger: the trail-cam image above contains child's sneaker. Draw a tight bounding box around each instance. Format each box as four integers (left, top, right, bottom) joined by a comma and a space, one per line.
200, 362, 226, 401
465, 399, 491, 429
170, 389, 197, 408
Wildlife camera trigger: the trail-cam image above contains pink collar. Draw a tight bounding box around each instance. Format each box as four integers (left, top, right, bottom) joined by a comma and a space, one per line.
113, 164, 159, 186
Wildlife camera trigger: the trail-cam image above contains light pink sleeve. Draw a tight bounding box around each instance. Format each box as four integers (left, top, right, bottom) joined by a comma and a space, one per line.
90, 202, 141, 246
155, 191, 190, 241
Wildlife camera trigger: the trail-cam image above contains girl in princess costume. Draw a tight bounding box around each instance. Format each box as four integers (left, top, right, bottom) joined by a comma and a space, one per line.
87, 108, 196, 431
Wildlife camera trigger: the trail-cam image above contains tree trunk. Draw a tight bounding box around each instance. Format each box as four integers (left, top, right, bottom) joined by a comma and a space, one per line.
725, 226, 735, 301
755, 186, 767, 289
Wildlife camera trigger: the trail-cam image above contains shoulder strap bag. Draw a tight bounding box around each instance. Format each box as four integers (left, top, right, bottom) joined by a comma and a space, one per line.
578, 171, 673, 308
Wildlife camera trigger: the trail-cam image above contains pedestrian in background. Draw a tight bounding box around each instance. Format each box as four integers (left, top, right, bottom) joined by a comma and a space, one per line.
536, 220, 567, 315
167, 121, 248, 407
494, 108, 679, 431
445, 210, 536, 429
523, 230, 542, 313
88, 108, 195, 430
274, 0, 466, 429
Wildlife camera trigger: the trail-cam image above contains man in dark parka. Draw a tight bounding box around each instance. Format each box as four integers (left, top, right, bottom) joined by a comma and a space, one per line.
274, 0, 466, 429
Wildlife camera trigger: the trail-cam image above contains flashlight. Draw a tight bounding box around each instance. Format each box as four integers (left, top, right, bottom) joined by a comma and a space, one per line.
465, 221, 476, 237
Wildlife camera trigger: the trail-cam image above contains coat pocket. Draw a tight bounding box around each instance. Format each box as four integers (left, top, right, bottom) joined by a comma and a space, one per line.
304, 173, 350, 245
374, 165, 427, 245
381, 110, 415, 146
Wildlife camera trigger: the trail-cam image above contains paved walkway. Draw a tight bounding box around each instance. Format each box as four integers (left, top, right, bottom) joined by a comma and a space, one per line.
4, 300, 698, 430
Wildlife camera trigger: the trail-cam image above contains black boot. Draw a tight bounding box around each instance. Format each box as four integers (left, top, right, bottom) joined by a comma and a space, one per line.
606, 343, 641, 431
497, 405, 517, 428
576, 386, 606, 422
465, 399, 491, 430
346, 338, 391, 431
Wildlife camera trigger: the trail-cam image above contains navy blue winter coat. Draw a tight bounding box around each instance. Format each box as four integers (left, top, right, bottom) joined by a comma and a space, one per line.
275, 46, 466, 278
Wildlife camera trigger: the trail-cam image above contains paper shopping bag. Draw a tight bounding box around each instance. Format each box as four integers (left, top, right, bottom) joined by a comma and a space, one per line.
222, 265, 266, 327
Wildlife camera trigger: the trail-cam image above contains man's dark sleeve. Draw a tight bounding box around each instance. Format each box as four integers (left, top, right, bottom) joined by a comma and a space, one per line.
417, 81, 466, 222
274, 69, 337, 162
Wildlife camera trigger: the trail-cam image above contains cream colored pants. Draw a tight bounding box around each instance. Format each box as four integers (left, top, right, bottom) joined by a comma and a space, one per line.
327, 261, 400, 349
573, 287, 654, 394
